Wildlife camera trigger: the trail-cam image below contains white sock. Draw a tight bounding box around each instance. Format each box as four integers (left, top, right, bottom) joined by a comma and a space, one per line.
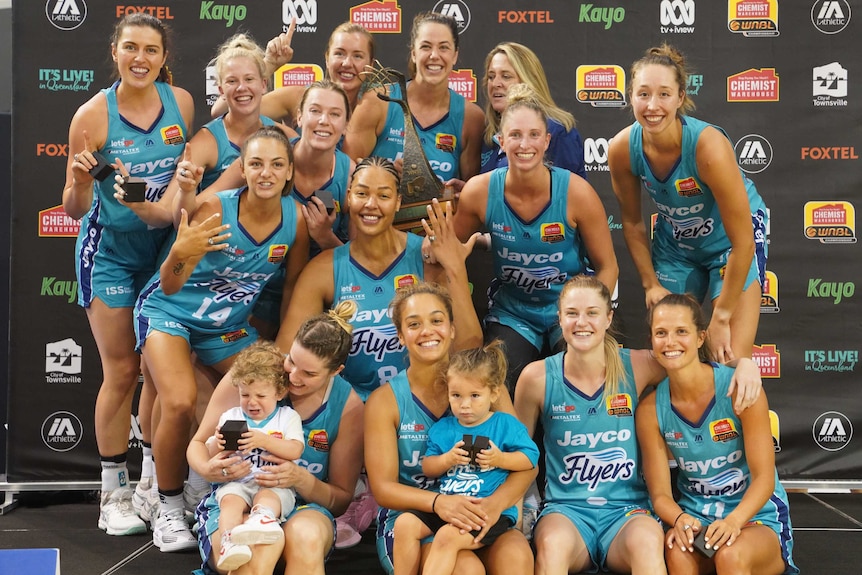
101, 460, 129, 492
140, 445, 154, 481
158, 492, 184, 516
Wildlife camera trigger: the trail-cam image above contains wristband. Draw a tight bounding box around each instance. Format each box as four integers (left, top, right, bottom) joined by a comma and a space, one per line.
432, 493, 441, 514
673, 511, 686, 527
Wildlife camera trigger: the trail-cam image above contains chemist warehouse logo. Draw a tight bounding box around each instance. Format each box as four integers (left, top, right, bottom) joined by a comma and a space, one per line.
727, 69, 779, 102
811, 0, 851, 34
803, 201, 856, 244
39, 205, 81, 238
660, 0, 695, 33
734, 134, 773, 174
813, 411, 852, 451
434, 0, 471, 34
283, 0, 317, 32
449, 69, 476, 102
350, 1, 402, 34
42, 411, 84, 452
751, 344, 780, 378
576, 65, 626, 108
760, 270, 779, 313
46, 0, 87, 30
728, 0, 778, 37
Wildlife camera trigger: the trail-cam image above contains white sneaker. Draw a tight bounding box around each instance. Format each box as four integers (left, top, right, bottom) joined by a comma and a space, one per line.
153, 508, 198, 552
231, 505, 284, 546
217, 532, 252, 571
98, 488, 147, 536
132, 479, 159, 523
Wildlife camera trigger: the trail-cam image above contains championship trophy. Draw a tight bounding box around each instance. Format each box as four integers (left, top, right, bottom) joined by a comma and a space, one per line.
365, 61, 454, 231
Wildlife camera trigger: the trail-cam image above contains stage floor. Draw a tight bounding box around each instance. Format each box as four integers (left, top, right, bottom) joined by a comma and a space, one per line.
1, 490, 860, 574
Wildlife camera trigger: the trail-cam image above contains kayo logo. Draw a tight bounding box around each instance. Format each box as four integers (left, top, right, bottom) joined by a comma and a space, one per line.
200, 2, 247, 27
811, 0, 851, 34
434, 0, 471, 33
580, 4, 625, 29
734, 134, 773, 174
46, 0, 87, 30
807, 278, 854, 304
283, 0, 317, 32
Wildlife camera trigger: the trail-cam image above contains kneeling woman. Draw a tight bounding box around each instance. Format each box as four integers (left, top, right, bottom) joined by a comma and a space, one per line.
637, 294, 797, 575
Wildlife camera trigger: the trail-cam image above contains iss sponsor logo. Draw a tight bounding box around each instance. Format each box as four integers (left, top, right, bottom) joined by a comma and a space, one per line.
576, 65, 626, 107
660, 0, 695, 33
805, 350, 858, 374
727, 69, 779, 102
811, 0, 851, 34
709, 418, 739, 442
807, 278, 855, 304
350, 0, 401, 33
46, 0, 87, 30
751, 344, 780, 378
448, 69, 476, 102
728, 0, 778, 37
115, 5, 174, 19
200, 2, 247, 27
735, 134, 773, 174
434, 0, 471, 33
579, 4, 625, 29
813, 62, 848, 107
283, 0, 316, 32
813, 411, 852, 451
584, 137, 609, 172
39, 205, 81, 238
46, 338, 82, 384
39, 68, 94, 92
804, 201, 856, 244
42, 411, 84, 451
760, 270, 779, 313
274, 64, 324, 89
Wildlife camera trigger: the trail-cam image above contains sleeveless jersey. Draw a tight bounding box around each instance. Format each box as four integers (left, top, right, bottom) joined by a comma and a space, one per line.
136, 188, 298, 334
628, 115, 767, 256
370, 82, 465, 182
542, 349, 649, 507
91, 81, 186, 231
198, 114, 275, 190
332, 233, 424, 401
291, 145, 352, 248
655, 364, 792, 525
486, 166, 587, 330
389, 370, 443, 492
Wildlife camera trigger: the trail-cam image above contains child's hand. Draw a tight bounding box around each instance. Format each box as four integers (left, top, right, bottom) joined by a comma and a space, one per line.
448, 440, 472, 468
237, 429, 268, 453
474, 439, 501, 471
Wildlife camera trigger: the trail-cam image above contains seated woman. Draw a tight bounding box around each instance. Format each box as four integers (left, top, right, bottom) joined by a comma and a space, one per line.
637, 293, 797, 575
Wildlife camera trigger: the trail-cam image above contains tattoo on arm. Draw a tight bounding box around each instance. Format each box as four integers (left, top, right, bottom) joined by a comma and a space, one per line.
172, 262, 185, 276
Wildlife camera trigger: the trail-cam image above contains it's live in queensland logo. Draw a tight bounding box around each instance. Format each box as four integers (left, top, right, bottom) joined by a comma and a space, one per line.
805, 349, 857, 373
803, 201, 856, 244
576, 65, 626, 107
728, 0, 778, 37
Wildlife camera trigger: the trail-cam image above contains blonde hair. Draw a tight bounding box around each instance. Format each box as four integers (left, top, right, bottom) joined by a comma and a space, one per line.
629, 43, 695, 116
232, 340, 287, 394
483, 42, 575, 146
445, 340, 507, 397
212, 33, 266, 84
558, 275, 629, 397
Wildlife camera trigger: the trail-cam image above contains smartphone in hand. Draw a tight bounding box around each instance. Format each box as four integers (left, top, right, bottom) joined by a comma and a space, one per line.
314, 190, 335, 214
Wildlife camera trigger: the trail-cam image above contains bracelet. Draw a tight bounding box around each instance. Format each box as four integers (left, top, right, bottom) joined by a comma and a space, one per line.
431, 493, 441, 514
673, 511, 686, 526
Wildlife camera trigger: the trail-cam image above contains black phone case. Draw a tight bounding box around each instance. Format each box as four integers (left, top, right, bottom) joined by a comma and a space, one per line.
315, 190, 335, 214
692, 529, 717, 558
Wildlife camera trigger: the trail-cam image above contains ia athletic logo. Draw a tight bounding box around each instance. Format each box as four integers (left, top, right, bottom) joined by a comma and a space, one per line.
734, 134, 773, 174
812, 411, 853, 451
41, 411, 84, 452
434, 0, 471, 34
811, 0, 851, 34
46, 0, 87, 31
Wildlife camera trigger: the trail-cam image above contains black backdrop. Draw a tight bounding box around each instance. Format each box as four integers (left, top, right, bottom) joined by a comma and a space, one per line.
7, 1, 861, 484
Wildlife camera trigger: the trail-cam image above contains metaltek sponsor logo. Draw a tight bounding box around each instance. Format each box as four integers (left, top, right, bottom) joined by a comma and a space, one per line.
39, 68, 94, 93
497, 10, 554, 24
579, 4, 624, 29
751, 344, 780, 378
42, 277, 78, 304
760, 270, 779, 313
801, 146, 858, 160
274, 64, 323, 89
804, 201, 856, 244
115, 5, 174, 19
350, 0, 401, 33
46, 0, 87, 31
727, 69, 779, 102
584, 137, 610, 172
686, 74, 703, 96
813, 62, 848, 107
449, 69, 476, 102
36, 143, 69, 157
807, 278, 855, 304
39, 205, 81, 238
811, 0, 851, 34
660, 0, 695, 33
813, 411, 852, 451
576, 65, 626, 108
46, 338, 82, 384
728, 0, 778, 37
734, 134, 772, 174
200, 2, 247, 27
283, 0, 316, 33
805, 350, 858, 373
42, 411, 84, 452
434, 0, 471, 34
